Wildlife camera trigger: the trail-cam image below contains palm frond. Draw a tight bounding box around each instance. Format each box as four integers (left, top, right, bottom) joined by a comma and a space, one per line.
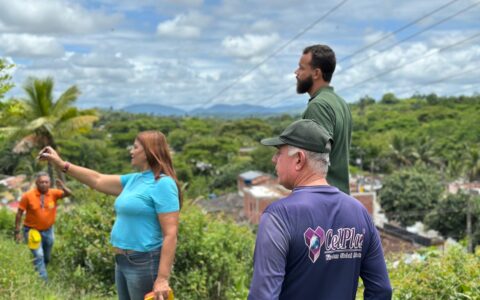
55, 115, 99, 136
25, 117, 52, 132
22, 77, 55, 118
52, 85, 80, 116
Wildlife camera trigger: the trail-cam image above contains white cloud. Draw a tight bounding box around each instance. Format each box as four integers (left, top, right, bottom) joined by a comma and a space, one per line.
2, 0, 479, 109
249, 20, 275, 33
362, 29, 397, 49
156, 12, 210, 38
0, 0, 121, 34
222, 33, 280, 60
165, 0, 203, 7
0, 34, 64, 57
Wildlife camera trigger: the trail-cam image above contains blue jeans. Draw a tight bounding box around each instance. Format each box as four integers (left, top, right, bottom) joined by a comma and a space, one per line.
115, 249, 161, 300
23, 226, 54, 281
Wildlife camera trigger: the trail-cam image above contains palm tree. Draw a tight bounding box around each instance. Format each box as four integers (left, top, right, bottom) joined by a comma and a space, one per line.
388, 135, 415, 167
465, 145, 480, 182
10, 76, 98, 181
411, 136, 442, 168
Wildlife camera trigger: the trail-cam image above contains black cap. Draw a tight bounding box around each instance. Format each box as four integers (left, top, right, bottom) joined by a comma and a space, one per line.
261, 119, 333, 153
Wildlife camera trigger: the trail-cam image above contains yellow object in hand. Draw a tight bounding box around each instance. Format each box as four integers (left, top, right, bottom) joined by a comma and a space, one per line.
144, 289, 174, 300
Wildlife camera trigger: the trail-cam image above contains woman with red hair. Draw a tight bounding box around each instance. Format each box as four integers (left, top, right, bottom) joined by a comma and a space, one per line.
39, 130, 181, 300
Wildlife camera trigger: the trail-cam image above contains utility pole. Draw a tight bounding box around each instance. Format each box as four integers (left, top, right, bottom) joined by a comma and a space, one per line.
467, 189, 479, 253
466, 193, 473, 253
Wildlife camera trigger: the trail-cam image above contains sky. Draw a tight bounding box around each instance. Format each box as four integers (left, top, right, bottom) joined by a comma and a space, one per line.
0, 0, 479, 110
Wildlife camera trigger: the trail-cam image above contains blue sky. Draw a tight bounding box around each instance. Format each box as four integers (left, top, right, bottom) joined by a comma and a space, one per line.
0, 0, 479, 110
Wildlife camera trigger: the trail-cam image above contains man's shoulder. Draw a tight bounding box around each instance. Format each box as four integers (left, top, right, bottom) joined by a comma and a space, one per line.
22, 189, 37, 198
265, 186, 337, 210
313, 88, 347, 106
49, 188, 65, 197
264, 193, 296, 213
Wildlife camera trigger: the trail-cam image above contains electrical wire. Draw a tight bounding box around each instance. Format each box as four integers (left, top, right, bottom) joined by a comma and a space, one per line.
203, 0, 350, 106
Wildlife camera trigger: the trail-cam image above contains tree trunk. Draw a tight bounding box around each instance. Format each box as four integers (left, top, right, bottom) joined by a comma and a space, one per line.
47, 161, 56, 187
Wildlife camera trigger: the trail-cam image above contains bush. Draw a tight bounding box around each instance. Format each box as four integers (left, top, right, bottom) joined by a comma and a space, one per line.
52, 189, 116, 296
355, 245, 480, 299
172, 202, 255, 300
0, 236, 111, 299
388, 246, 480, 299
53, 191, 255, 299
0, 208, 14, 236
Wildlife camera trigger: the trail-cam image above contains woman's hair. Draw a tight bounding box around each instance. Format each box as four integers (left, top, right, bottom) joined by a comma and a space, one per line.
136, 130, 183, 207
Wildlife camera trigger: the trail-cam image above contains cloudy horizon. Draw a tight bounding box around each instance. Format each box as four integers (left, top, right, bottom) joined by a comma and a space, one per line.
1, 0, 479, 111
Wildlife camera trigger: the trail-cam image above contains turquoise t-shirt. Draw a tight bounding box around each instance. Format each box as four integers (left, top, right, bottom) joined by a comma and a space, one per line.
110, 170, 179, 252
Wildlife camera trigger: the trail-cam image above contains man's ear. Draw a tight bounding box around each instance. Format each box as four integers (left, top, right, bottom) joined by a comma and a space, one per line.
295, 151, 307, 171
313, 68, 323, 80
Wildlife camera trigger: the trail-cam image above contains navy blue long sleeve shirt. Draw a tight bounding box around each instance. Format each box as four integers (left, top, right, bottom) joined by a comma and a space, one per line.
248, 186, 392, 300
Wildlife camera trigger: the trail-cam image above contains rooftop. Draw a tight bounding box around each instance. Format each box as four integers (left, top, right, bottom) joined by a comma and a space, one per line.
239, 170, 265, 181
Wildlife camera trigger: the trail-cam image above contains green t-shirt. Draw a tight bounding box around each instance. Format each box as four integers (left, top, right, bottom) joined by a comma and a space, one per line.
302, 86, 352, 194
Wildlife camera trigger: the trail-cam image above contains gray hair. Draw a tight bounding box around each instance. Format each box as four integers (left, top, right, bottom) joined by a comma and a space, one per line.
287, 144, 330, 177
35, 171, 50, 180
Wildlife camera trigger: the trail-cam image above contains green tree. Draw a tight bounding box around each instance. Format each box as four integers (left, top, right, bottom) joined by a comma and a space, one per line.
357, 95, 375, 115
0, 58, 14, 99
249, 146, 275, 174
465, 145, 480, 182
218, 118, 273, 143
9, 77, 98, 179
424, 193, 480, 246
379, 167, 443, 226
388, 135, 415, 167
182, 136, 240, 168
411, 136, 443, 169
168, 128, 190, 152
380, 92, 399, 104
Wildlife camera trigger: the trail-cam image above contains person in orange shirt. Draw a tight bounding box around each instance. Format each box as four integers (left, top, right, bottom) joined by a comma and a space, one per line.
14, 171, 71, 281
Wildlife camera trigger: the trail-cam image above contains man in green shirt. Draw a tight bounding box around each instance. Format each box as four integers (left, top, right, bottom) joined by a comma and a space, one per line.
295, 44, 352, 194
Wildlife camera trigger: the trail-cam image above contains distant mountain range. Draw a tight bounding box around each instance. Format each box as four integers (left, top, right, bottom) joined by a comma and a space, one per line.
121, 103, 305, 118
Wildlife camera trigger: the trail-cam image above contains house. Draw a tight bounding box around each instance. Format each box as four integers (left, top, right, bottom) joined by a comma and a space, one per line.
378, 223, 444, 253
238, 170, 444, 253
238, 171, 289, 224
447, 180, 480, 194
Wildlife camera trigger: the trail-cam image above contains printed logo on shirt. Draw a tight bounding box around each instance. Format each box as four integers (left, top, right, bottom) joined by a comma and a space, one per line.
304, 227, 325, 263
304, 226, 365, 263
47, 201, 55, 209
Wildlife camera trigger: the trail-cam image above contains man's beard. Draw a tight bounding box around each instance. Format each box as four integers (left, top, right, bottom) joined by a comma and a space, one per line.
296, 75, 313, 94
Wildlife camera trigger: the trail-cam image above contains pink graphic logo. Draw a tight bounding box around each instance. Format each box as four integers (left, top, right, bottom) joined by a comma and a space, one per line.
304, 226, 326, 263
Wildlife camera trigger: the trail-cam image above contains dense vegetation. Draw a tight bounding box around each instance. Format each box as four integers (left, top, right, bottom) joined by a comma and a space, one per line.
0, 69, 479, 298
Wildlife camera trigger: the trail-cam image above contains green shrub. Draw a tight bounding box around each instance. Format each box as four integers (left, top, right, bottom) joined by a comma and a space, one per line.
0, 236, 112, 299
52, 189, 116, 296
53, 190, 255, 299
389, 246, 480, 299
0, 208, 14, 236
356, 245, 480, 299
0, 237, 45, 299
172, 202, 255, 300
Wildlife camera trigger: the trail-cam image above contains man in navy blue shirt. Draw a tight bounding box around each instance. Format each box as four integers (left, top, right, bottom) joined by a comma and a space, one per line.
248, 119, 392, 300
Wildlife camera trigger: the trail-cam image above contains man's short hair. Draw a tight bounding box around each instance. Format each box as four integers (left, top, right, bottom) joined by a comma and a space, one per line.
35, 171, 50, 180
288, 145, 330, 176
303, 44, 336, 82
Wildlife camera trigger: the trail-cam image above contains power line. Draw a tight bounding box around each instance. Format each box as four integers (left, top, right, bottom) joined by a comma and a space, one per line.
337, 0, 480, 74
338, 0, 460, 64
391, 66, 480, 97
203, 0, 349, 106
249, 0, 474, 107
337, 32, 480, 93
